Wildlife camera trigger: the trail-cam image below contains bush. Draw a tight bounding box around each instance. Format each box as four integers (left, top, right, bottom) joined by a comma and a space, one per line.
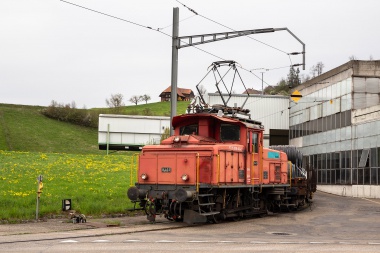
41, 101, 99, 128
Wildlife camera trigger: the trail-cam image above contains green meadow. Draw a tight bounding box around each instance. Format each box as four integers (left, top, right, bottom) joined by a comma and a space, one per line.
0, 102, 189, 222
0, 151, 138, 221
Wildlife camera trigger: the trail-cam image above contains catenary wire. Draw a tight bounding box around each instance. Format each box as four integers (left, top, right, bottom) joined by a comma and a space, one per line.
58, 1, 302, 121
157, 14, 197, 31
175, 0, 291, 55
58, 0, 291, 91
174, 0, 300, 86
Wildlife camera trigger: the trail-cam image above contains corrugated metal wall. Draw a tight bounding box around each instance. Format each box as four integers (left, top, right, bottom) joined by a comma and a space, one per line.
207, 93, 290, 134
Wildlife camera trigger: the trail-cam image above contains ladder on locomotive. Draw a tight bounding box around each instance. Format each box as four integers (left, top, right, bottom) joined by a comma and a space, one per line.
197, 194, 220, 216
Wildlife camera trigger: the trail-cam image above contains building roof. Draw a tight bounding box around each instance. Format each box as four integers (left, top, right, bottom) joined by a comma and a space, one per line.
243, 88, 261, 94
160, 86, 194, 97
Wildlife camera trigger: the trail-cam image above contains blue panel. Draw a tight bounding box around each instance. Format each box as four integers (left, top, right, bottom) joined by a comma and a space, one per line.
268, 151, 280, 159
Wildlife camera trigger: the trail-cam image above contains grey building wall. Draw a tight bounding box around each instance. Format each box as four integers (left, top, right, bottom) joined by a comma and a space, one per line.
207, 93, 289, 147
289, 60, 380, 198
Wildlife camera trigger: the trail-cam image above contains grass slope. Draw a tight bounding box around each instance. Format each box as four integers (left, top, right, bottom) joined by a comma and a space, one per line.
0, 101, 190, 154
0, 104, 101, 154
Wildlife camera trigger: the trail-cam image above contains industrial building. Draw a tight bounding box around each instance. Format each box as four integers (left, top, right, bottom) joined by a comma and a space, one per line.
207, 93, 290, 147
289, 60, 380, 198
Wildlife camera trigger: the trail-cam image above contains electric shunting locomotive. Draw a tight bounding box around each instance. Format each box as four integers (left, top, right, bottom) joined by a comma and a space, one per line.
127, 61, 316, 224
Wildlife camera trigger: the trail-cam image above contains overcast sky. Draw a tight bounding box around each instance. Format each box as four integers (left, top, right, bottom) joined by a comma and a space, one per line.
1, 0, 379, 108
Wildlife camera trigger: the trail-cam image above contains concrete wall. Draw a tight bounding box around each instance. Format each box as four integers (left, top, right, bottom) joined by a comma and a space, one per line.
318, 185, 380, 199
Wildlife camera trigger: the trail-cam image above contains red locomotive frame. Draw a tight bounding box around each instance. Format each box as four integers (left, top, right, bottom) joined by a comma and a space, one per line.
128, 61, 316, 224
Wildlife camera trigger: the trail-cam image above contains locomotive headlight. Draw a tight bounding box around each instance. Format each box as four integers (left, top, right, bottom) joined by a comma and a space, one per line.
141, 173, 148, 180
174, 136, 180, 143
181, 174, 189, 181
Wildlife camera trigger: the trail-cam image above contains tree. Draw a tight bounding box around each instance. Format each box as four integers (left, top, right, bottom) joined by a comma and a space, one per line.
129, 95, 141, 105
140, 94, 151, 104
197, 84, 207, 97
349, 55, 357, 61
106, 93, 124, 108
265, 78, 290, 96
287, 66, 300, 88
310, 62, 324, 78
315, 62, 324, 75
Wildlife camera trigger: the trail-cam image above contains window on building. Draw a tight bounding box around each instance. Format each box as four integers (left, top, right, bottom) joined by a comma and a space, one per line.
359, 149, 370, 168
364, 168, 370, 185
352, 169, 358, 185
336, 169, 341, 185
370, 148, 378, 167
358, 169, 363, 185
371, 168, 377, 185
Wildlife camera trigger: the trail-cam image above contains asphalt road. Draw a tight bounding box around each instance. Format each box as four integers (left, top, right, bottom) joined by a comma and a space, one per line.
1, 191, 380, 252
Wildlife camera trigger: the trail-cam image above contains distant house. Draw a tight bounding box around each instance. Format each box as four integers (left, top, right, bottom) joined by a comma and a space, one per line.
243, 88, 261, 95
159, 86, 195, 102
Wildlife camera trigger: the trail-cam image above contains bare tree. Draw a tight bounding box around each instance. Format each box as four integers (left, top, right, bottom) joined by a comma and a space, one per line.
129, 95, 141, 105
106, 94, 124, 113
141, 94, 151, 104
197, 85, 207, 97
310, 62, 324, 78
349, 55, 357, 61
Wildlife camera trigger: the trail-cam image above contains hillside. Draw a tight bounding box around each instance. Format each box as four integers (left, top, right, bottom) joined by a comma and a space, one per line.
0, 101, 190, 154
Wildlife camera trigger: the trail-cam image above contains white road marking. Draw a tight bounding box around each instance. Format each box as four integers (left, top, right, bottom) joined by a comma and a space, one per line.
92, 240, 110, 243
60, 240, 78, 243
250, 241, 269, 244
124, 240, 143, 243
156, 240, 176, 243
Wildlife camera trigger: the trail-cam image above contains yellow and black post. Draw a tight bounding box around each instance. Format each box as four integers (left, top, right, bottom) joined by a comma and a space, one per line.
36, 175, 43, 220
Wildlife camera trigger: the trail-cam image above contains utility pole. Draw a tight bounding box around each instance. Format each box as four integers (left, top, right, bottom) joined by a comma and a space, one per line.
169, 8, 305, 135
261, 72, 264, 95
170, 7, 179, 136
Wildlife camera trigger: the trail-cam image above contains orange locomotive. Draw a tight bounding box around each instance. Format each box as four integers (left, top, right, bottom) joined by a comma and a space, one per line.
127, 61, 316, 224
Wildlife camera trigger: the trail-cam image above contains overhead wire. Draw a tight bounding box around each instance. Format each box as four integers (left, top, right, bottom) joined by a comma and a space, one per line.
59, 0, 153, 30
175, 0, 290, 55
157, 14, 197, 31
174, 0, 301, 89
58, 0, 299, 117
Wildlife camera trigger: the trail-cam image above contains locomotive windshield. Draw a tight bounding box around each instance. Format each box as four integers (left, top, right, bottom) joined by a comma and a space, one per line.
220, 124, 240, 141
180, 124, 198, 135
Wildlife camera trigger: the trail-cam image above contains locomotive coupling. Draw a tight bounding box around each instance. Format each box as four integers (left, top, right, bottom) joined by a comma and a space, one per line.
127, 187, 147, 201
174, 188, 195, 202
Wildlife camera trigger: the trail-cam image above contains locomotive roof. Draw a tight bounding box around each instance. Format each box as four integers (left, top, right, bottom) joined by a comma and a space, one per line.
172, 113, 263, 129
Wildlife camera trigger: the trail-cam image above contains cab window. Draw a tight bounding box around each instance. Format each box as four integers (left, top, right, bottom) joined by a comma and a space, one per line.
252, 133, 258, 153
220, 124, 240, 141
180, 124, 198, 135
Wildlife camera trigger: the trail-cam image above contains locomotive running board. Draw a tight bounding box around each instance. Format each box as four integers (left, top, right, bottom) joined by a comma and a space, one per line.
183, 209, 208, 225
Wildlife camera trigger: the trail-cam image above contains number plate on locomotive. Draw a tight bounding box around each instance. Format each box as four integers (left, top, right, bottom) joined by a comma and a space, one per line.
161, 167, 172, 173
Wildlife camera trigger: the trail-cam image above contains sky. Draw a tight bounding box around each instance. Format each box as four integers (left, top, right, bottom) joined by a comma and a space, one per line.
1, 0, 379, 108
